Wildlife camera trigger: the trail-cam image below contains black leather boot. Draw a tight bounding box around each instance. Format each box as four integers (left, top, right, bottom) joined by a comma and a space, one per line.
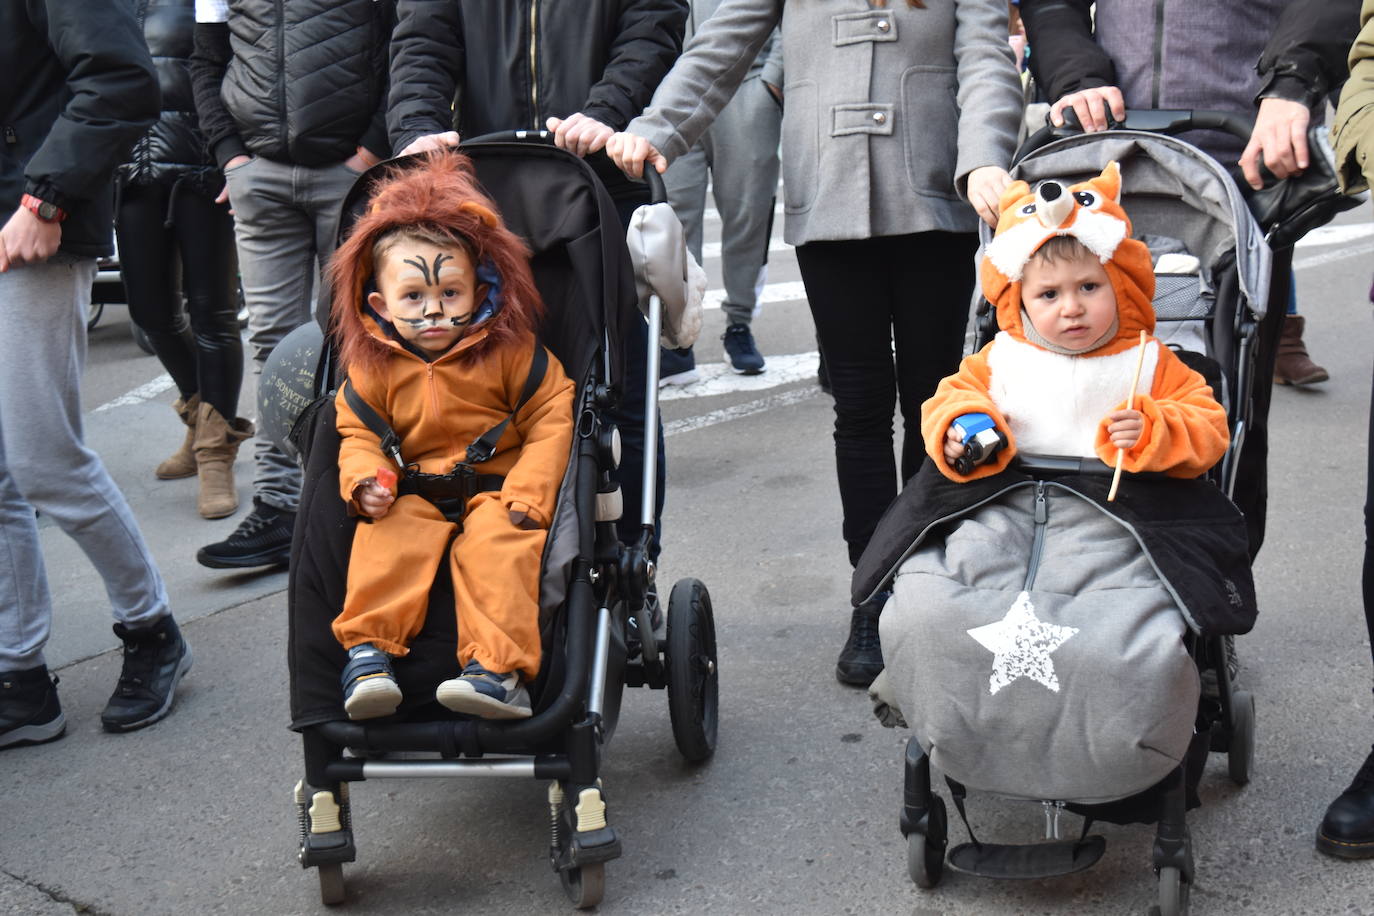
1316, 744, 1374, 859
835, 591, 889, 687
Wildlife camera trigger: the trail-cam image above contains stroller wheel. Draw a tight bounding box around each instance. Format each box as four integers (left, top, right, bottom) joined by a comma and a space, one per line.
907, 796, 947, 889
317, 862, 346, 905
1154, 865, 1189, 916
1227, 690, 1256, 786
560, 862, 605, 909
665, 578, 719, 762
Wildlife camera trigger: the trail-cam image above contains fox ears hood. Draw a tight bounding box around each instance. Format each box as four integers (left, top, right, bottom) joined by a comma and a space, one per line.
329, 150, 544, 375
979, 161, 1156, 357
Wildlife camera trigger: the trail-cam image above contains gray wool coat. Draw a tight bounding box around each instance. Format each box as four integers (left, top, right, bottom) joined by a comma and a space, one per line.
628, 0, 1024, 246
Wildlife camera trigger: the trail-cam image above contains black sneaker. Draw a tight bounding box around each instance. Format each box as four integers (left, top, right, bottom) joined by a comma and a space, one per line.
722, 323, 765, 375
196, 497, 295, 569
659, 346, 699, 387
0, 666, 65, 750
101, 615, 193, 732
1317, 744, 1374, 859
836, 591, 889, 687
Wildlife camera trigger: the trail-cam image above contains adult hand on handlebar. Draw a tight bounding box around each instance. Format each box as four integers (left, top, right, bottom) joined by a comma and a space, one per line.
606, 131, 668, 179
546, 113, 614, 158
1050, 86, 1126, 133
398, 131, 462, 157
1239, 98, 1310, 190
967, 165, 1013, 226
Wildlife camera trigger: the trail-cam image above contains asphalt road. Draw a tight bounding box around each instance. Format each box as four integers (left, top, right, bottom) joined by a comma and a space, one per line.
3, 192, 1374, 916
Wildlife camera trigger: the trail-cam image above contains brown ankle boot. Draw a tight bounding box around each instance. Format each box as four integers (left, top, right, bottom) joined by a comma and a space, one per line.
192, 402, 255, 519
155, 395, 201, 480
1274, 314, 1329, 386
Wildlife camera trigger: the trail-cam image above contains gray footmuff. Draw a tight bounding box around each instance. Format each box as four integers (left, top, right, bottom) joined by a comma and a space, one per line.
880, 485, 1199, 804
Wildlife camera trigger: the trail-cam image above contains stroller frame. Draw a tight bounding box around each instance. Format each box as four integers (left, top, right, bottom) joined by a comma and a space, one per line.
289, 137, 719, 910
893, 110, 1279, 916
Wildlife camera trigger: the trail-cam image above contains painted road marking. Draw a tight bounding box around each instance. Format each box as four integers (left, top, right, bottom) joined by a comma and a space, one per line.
1295, 223, 1374, 247
665, 385, 820, 438
94, 373, 175, 413
660, 350, 819, 401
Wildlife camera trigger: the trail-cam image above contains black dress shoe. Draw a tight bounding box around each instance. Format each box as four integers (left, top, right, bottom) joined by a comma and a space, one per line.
835, 591, 889, 687
1317, 744, 1374, 859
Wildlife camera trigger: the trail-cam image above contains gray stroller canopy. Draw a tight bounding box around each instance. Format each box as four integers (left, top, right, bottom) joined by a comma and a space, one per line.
986, 131, 1272, 319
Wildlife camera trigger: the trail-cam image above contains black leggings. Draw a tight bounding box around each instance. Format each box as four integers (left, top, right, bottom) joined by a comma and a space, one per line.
796, 231, 977, 567
115, 180, 242, 419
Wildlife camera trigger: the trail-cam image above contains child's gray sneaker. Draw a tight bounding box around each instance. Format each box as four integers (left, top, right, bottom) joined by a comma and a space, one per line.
342, 643, 402, 720
436, 661, 531, 719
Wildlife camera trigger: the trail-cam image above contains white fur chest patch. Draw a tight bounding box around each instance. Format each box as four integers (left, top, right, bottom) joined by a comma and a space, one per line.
986, 333, 1158, 457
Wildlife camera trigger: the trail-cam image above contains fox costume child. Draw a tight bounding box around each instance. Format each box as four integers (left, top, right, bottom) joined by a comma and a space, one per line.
923, 161, 1230, 481
852, 164, 1257, 805
327, 152, 575, 721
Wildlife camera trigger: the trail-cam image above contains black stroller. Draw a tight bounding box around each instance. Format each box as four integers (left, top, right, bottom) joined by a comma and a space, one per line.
284, 137, 719, 909
859, 110, 1351, 916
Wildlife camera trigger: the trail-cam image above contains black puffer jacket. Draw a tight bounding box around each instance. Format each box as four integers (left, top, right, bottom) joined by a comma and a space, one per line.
1, 0, 158, 258
190, 0, 393, 168
118, 0, 217, 195
388, 0, 687, 155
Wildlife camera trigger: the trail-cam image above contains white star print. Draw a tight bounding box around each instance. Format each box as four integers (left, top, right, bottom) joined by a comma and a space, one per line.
967, 591, 1079, 695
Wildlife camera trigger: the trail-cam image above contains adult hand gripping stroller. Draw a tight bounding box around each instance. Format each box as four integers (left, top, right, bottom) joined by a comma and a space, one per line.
280, 135, 719, 909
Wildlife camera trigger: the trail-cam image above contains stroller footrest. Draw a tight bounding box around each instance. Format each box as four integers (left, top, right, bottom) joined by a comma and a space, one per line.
946, 835, 1105, 879
299, 829, 356, 868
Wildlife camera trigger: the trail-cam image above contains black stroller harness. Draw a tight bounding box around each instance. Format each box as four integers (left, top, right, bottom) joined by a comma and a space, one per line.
340, 344, 548, 527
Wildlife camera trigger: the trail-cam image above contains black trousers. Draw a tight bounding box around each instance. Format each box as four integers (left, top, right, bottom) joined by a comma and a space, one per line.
796, 231, 977, 567
115, 180, 243, 419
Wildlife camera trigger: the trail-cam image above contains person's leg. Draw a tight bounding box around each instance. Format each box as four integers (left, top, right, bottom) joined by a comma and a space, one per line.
1315, 357, 1374, 858
797, 237, 899, 687
173, 187, 243, 420
663, 144, 710, 263
198, 157, 317, 567
117, 183, 198, 397
0, 256, 170, 638
709, 76, 781, 332
889, 231, 978, 484
1232, 245, 1291, 561
117, 183, 204, 480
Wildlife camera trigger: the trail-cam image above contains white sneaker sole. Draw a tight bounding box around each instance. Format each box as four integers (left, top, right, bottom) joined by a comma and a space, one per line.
344, 678, 403, 720
435, 681, 532, 719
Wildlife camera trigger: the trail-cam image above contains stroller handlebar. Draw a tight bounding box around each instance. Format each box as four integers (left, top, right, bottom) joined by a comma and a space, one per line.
461, 130, 668, 205
1019, 108, 1256, 163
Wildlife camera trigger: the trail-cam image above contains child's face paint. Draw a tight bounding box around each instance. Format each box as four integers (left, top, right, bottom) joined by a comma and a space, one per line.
368, 241, 488, 355
1020, 253, 1118, 351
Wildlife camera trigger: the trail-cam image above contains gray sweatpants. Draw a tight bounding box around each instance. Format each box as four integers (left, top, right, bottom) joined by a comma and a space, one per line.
223, 155, 359, 513
0, 255, 169, 671
663, 75, 782, 328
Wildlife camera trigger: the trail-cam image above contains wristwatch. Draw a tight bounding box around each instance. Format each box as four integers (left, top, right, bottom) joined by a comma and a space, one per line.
21, 193, 66, 223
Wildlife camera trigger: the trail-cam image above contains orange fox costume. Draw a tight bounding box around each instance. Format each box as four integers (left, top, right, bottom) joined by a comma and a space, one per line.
923, 162, 1229, 482
328, 153, 575, 681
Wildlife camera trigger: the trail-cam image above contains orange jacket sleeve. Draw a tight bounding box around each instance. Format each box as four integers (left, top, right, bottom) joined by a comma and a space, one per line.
334, 366, 396, 514
921, 344, 1018, 482
1093, 343, 1230, 478
499, 345, 576, 529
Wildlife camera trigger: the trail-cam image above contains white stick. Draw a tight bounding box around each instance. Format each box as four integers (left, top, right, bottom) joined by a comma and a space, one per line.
1107, 330, 1149, 502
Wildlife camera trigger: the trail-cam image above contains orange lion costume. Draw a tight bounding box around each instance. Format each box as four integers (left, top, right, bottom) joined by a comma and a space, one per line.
922, 162, 1229, 482
328, 152, 574, 681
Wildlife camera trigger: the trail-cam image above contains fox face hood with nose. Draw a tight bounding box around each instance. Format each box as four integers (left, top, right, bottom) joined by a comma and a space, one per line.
980, 161, 1157, 358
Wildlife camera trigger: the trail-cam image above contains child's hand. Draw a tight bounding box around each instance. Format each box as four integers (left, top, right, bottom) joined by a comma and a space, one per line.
943, 424, 966, 466
1105, 409, 1144, 450
355, 478, 396, 519
508, 509, 540, 531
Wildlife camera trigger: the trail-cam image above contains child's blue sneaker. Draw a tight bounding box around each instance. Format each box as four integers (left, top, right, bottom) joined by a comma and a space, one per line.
341, 643, 402, 720
436, 661, 531, 719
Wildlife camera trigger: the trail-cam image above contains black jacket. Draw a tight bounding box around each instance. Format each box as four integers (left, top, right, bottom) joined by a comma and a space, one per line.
1, 0, 159, 258
118, 0, 218, 195
387, 0, 687, 192
1022, 0, 1359, 113
852, 462, 1257, 638
189, 0, 394, 168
